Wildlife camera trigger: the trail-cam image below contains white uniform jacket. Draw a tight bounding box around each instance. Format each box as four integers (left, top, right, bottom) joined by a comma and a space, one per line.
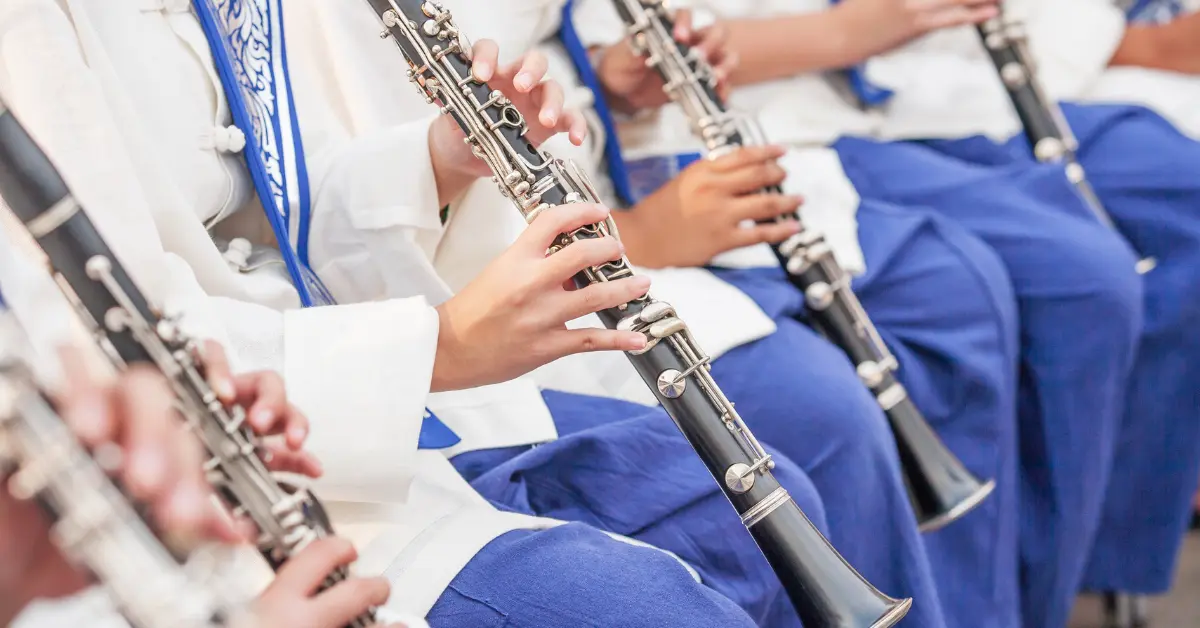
0, 0, 554, 621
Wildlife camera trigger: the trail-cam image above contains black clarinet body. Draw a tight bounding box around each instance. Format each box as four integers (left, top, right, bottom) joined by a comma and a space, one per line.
975, 17, 1156, 274
367, 2, 911, 626
0, 105, 374, 628
610, 0, 996, 531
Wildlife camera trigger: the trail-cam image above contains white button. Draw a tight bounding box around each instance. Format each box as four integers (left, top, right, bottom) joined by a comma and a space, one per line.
201, 125, 247, 154
222, 238, 253, 270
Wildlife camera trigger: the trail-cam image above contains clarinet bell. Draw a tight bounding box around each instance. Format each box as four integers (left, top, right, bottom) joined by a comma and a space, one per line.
887, 393, 997, 533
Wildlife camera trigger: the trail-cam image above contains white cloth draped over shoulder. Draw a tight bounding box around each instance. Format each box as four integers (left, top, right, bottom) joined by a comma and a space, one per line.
0, 0, 555, 621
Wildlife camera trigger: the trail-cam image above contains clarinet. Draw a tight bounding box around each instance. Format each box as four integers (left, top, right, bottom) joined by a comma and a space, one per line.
0, 105, 375, 628
610, 0, 996, 532
367, 2, 910, 626
0, 315, 228, 628
975, 15, 1157, 275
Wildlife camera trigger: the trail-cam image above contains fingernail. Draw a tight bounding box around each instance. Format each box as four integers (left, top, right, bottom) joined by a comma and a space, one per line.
515, 72, 533, 90
168, 483, 207, 528
131, 449, 167, 491
633, 275, 652, 291
471, 62, 491, 81
541, 110, 558, 126
628, 335, 649, 350
288, 425, 307, 447
72, 395, 109, 442
214, 378, 236, 401
250, 408, 274, 431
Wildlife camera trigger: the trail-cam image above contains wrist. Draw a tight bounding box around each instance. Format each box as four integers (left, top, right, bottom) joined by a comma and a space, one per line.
611, 207, 663, 268
428, 116, 483, 206
824, 6, 874, 67
593, 44, 641, 116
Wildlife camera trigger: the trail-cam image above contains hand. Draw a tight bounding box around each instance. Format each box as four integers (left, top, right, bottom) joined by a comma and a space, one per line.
616, 146, 802, 268
0, 351, 233, 623
832, 0, 999, 61
253, 538, 402, 628
596, 9, 737, 115
429, 40, 589, 203
200, 341, 322, 479
432, 203, 652, 392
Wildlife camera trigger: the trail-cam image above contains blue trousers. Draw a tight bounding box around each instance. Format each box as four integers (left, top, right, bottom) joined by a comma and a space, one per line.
452, 391, 827, 627
834, 117, 1146, 628
710, 198, 1020, 628
428, 523, 760, 627
912, 103, 1200, 596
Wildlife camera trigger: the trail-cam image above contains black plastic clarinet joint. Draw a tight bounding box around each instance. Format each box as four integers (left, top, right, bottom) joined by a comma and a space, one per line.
611, 0, 996, 533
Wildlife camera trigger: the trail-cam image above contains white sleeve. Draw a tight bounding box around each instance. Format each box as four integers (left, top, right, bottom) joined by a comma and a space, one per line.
1021, 0, 1127, 99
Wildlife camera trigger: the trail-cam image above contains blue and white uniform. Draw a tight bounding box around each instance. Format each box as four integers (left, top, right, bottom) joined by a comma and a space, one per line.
412, 2, 1027, 627
0, 1, 795, 626
660, 0, 1196, 626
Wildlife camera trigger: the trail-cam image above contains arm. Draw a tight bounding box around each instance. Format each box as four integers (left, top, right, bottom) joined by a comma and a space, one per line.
1111, 12, 1200, 75
719, 0, 999, 87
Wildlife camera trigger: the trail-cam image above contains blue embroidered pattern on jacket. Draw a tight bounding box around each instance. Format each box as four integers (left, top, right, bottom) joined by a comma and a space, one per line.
211, 0, 287, 229
1125, 0, 1185, 23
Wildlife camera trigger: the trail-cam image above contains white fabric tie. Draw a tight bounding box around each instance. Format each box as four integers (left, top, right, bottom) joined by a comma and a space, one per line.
201, 125, 247, 154
139, 0, 191, 13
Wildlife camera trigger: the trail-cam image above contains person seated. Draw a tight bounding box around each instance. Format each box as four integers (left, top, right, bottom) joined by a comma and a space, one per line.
641, 0, 1200, 625
0, 1, 813, 625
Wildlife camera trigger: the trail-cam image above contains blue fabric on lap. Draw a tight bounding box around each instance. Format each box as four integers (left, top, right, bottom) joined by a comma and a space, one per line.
834, 130, 1144, 628
428, 523, 760, 627
452, 391, 824, 627
710, 198, 1020, 628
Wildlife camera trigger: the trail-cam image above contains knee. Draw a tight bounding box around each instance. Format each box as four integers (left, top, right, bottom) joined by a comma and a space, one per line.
1055, 228, 1145, 342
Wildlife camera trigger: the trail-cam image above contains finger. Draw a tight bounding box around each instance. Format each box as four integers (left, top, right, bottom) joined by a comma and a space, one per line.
544, 327, 649, 359
673, 9, 694, 43
533, 79, 565, 128
730, 220, 803, 248
731, 194, 804, 223
523, 203, 611, 252
566, 110, 589, 145
262, 444, 324, 479
470, 39, 500, 82
543, 236, 625, 286
156, 433, 213, 539
235, 371, 289, 436
203, 505, 256, 544
713, 52, 739, 102
507, 50, 549, 93
55, 346, 116, 445
200, 340, 237, 404
114, 366, 178, 498
556, 275, 653, 322
269, 537, 359, 595
709, 145, 787, 174
309, 578, 392, 628
718, 159, 788, 195
694, 23, 730, 64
